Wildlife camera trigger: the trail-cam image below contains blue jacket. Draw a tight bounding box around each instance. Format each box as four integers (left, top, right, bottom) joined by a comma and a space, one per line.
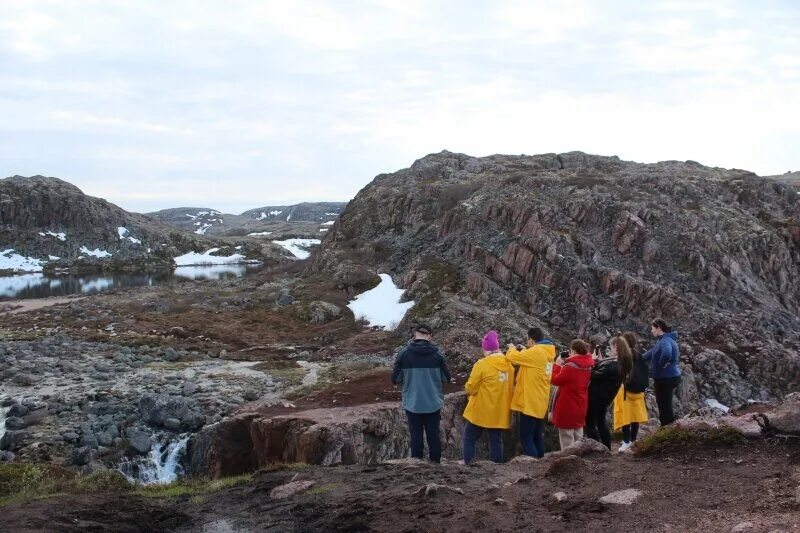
391, 339, 451, 414
642, 331, 681, 380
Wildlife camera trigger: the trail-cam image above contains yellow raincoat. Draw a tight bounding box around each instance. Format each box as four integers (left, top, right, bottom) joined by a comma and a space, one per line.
505, 343, 556, 419
613, 386, 649, 430
463, 353, 515, 429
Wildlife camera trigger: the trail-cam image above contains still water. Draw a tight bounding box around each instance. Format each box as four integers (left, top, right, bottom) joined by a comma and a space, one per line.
0, 264, 262, 301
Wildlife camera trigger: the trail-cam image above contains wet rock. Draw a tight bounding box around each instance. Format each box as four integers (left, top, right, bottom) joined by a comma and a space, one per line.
127, 428, 152, 455
71, 446, 96, 466
0, 430, 30, 452
97, 432, 113, 447
164, 418, 181, 431
598, 488, 643, 505
22, 407, 49, 427
139, 394, 191, 427
5, 417, 27, 430
7, 404, 29, 418
270, 480, 315, 500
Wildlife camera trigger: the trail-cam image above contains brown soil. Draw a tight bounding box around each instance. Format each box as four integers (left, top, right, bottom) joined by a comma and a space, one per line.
3, 441, 798, 532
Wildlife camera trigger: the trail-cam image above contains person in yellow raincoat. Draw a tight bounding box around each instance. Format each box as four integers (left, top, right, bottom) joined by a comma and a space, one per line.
613, 332, 649, 452
505, 327, 556, 458
462, 331, 514, 464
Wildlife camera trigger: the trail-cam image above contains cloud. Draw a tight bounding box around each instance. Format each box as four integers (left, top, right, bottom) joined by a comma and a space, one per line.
0, 1, 798, 213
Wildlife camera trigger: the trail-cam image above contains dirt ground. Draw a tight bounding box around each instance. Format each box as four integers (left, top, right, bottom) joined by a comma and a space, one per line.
3, 440, 798, 533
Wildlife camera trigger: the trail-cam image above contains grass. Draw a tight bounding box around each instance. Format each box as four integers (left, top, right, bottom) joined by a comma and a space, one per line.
307, 483, 335, 496
0, 463, 252, 507
135, 474, 252, 499
634, 426, 745, 457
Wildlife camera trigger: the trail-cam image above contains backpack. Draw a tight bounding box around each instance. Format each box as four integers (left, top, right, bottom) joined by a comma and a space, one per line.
625, 353, 649, 394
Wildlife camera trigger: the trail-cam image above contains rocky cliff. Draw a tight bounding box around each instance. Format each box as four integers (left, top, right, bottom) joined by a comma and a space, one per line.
312, 151, 800, 410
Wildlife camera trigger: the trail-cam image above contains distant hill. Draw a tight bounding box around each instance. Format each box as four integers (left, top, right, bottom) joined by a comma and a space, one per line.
0, 176, 207, 273
148, 202, 347, 237
767, 171, 800, 187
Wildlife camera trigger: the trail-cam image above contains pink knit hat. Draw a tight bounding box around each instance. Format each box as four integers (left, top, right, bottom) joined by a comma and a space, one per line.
482, 330, 500, 352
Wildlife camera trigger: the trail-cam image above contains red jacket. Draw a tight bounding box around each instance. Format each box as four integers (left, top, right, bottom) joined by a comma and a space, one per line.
550, 354, 595, 429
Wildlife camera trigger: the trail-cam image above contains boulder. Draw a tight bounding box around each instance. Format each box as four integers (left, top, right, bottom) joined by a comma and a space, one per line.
138, 394, 191, 427
767, 392, 800, 434
306, 301, 342, 325
0, 430, 30, 452
127, 428, 153, 455
4, 417, 27, 430
547, 438, 610, 460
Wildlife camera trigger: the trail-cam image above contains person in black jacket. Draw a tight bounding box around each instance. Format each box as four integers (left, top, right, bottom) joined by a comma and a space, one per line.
585, 338, 631, 449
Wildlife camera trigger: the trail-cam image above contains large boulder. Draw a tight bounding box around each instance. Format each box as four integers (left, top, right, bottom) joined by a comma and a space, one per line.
767, 392, 800, 434
138, 394, 191, 427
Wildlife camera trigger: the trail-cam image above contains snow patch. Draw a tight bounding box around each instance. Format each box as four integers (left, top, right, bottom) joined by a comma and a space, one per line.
79, 246, 112, 258
48, 255, 60, 261
347, 273, 414, 330
272, 239, 321, 260
0, 249, 46, 272
248, 231, 273, 236
321, 220, 335, 226
38, 230, 67, 241
319, 228, 328, 232
704, 398, 730, 413
324, 212, 339, 216
118, 227, 142, 244
194, 224, 212, 235
173, 248, 254, 266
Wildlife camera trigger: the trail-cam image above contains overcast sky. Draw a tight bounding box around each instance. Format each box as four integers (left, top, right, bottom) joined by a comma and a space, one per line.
1, 1, 799, 213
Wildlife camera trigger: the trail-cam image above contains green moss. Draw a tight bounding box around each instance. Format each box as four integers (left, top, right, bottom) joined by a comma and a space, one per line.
0, 464, 131, 507
307, 483, 336, 496
135, 474, 252, 499
634, 426, 745, 457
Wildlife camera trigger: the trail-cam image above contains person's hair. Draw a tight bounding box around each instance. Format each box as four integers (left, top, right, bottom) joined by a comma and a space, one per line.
622, 331, 639, 354
569, 339, 590, 355
651, 318, 671, 333
612, 336, 634, 382
528, 327, 545, 342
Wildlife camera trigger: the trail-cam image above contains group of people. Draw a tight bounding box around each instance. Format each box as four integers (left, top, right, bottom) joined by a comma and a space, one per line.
391, 319, 682, 464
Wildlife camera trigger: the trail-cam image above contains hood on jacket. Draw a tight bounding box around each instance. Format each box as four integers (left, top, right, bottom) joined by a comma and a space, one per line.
406, 339, 440, 356
660, 331, 678, 343
484, 353, 513, 373
565, 353, 595, 369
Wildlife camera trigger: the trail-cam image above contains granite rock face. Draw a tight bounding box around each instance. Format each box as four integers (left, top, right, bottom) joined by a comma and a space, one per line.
311, 151, 800, 412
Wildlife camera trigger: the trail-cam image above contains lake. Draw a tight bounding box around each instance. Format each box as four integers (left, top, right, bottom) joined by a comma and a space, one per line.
0, 264, 263, 301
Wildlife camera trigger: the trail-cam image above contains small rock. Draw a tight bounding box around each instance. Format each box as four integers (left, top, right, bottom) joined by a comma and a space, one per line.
182, 381, 198, 395
507, 455, 539, 464
412, 483, 464, 497
71, 446, 95, 466
169, 327, 188, 338
163, 348, 179, 362
546, 455, 590, 478
731, 523, 754, 532
598, 489, 643, 505
270, 480, 315, 500
553, 492, 568, 502
62, 432, 79, 443
493, 498, 507, 506
11, 373, 38, 386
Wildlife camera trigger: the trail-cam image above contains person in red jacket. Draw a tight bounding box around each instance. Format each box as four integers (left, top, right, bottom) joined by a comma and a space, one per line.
550, 339, 595, 449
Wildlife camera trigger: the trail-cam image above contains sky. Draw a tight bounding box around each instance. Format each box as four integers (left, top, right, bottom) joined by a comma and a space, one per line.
1, 1, 799, 213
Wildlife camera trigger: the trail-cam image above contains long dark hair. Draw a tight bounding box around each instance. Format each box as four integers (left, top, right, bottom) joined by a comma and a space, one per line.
622, 331, 639, 355
651, 318, 671, 333
612, 336, 633, 383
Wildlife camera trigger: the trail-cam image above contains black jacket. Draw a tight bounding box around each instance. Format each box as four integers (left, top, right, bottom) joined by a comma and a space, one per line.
588, 358, 622, 408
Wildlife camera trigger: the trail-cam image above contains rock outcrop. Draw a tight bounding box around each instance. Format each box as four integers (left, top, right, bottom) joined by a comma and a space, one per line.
311, 151, 800, 411
0, 176, 208, 272
189, 393, 471, 478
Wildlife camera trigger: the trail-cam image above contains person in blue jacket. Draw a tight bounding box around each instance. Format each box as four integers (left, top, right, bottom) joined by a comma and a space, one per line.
391, 323, 452, 463
642, 318, 681, 426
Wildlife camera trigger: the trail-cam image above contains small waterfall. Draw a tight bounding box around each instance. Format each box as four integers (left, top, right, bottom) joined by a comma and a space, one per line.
0, 406, 8, 443
118, 434, 190, 485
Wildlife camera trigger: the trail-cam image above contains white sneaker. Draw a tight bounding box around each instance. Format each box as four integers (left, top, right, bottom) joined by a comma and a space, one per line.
618, 442, 632, 453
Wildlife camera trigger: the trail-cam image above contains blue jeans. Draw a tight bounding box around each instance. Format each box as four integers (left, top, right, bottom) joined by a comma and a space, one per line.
406, 410, 441, 462
462, 421, 503, 464
518, 413, 545, 458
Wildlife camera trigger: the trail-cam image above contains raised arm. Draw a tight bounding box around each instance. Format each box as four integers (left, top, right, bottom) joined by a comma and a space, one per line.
464, 362, 483, 396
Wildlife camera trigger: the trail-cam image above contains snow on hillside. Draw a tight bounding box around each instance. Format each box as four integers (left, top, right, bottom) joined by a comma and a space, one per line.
117, 227, 142, 244
272, 239, 320, 260
321, 221, 335, 226
0, 249, 46, 272
248, 231, 273, 236
173, 248, 259, 266
347, 273, 414, 330
39, 231, 67, 241
79, 246, 112, 258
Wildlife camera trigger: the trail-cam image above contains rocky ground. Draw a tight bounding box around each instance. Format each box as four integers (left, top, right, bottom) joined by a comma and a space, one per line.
0, 263, 409, 474
2, 434, 799, 532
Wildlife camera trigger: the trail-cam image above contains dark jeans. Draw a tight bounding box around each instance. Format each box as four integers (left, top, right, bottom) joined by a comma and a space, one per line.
585, 400, 612, 449
621, 423, 640, 442
406, 410, 441, 462
518, 413, 545, 458
654, 376, 681, 426
462, 421, 503, 464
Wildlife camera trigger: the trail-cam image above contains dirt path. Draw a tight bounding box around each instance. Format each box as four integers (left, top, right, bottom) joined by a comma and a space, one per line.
1, 296, 85, 315
3, 441, 798, 532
